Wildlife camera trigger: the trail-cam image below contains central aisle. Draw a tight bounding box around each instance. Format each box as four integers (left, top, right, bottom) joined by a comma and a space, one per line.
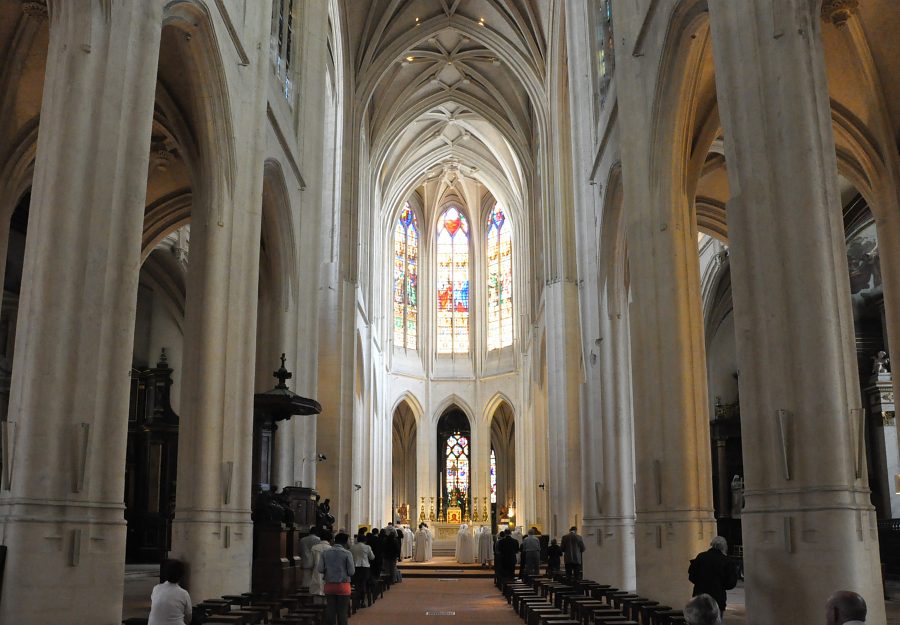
350, 578, 521, 625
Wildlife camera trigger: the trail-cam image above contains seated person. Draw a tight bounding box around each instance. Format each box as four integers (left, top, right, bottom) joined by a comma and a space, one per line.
826, 591, 867, 625
684, 594, 721, 625
148, 559, 192, 625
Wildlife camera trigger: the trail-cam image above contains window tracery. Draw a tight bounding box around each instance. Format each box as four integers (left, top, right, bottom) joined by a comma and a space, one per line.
593, 1, 615, 106
271, 0, 296, 101
436, 207, 470, 354
445, 433, 470, 498
486, 204, 513, 350
393, 203, 418, 350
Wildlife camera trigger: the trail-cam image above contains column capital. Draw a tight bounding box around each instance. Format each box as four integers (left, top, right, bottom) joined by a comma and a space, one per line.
821, 0, 859, 28
19, 0, 48, 20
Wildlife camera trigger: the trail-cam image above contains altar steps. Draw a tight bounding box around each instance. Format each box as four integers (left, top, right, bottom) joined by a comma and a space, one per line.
398, 556, 495, 579
398, 565, 495, 579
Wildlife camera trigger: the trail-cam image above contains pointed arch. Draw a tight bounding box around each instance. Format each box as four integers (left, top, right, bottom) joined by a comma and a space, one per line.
262, 159, 299, 313
162, 1, 236, 204
431, 394, 475, 429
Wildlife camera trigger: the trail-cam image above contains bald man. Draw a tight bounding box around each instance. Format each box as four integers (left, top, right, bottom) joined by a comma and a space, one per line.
825, 591, 867, 625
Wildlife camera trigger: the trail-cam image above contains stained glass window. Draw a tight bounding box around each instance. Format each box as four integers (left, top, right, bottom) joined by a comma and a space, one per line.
594, 1, 614, 105
490, 448, 497, 504
445, 433, 470, 497
436, 207, 470, 354
271, 0, 296, 101
393, 203, 418, 350
486, 204, 513, 349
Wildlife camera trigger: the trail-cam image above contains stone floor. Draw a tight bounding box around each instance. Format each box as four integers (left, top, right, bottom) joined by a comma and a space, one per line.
351, 577, 521, 625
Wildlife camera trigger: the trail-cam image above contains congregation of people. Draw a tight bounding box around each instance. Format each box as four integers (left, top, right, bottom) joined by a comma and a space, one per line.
148, 525, 871, 625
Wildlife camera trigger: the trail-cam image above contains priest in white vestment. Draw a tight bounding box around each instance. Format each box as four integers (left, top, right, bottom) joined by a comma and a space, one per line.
476, 526, 494, 566
455, 524, 476, 564
414, 524, 432, 562
401, 526, 414, 559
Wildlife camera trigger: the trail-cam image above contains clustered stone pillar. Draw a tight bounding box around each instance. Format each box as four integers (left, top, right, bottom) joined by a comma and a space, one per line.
708, 1, 886, 623
0, 2, 163, 623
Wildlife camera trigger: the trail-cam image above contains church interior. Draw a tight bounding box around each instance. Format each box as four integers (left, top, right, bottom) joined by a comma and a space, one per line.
0, 0, 898, 624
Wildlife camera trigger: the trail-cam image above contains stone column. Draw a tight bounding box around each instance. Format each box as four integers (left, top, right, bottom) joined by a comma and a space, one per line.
583, 299, 637, 589
714, 438, 729, 518
0, 2, 162, 623
708, 2, 886, 623
166, 3, 271, 602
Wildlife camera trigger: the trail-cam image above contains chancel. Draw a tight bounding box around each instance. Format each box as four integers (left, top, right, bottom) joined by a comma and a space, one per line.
0, 1, 898, 624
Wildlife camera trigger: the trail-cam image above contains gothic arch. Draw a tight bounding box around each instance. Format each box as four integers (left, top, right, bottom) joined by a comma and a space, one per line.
599, 163, 628, 319
483, 391, 516, 426
261, 159, 299, 313
431, 394, 475, 429
162, 1, 236, 206
389, 391, 425, 427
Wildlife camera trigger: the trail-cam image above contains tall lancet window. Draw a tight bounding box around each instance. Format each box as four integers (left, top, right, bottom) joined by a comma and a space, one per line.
436, 207, 470, 354
393, 203, 418, 350
486, 204, 513, 350
490, 448, 497, 503
271, 0, 296, 101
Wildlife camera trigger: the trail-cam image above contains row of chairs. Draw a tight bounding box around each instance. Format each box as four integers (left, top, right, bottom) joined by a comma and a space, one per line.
123, 569, 400, 625
498, 573, 688, 625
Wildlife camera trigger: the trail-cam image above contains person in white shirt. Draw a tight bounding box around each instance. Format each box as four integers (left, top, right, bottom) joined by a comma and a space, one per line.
148, 559, 192, 625
826, 590, 867, 625
350, 529, 375, 608
309, 529, 333, 601
298, 530, 322, 588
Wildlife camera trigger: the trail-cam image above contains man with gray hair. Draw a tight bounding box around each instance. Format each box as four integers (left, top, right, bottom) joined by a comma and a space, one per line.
688, 536, 738, 613
825, 590, 867, 625
684, 594, 722, 625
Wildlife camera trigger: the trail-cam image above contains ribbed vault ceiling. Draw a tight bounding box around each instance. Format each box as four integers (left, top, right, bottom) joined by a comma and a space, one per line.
346, 0, 549, 217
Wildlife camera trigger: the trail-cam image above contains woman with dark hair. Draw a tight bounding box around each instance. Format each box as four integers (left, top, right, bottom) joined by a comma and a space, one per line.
148, 559, 192, 625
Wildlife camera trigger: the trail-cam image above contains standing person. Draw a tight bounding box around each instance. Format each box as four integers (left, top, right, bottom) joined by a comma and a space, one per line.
298, 529, 322, 588
455, 524, 476, 564
350, 529, 375, 609
424, 523, 434, 560
688, 536, 738, 614
522, 528, 541, 578
497, 529, 519, 581
309, 529, 334, 601
414, 523, 430, 562
547, 538, 562, 576
560, 526, 585, 580
381, 526, 401, 583
368, 529, 383, 580
317, 532, 355, 625
476, 526, 494, 566
148, 559, 192, 625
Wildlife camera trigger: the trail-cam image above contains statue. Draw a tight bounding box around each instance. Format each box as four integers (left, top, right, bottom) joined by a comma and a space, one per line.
253, 487, 291, 527
730, 475, 744, 519
316, 497, 335, 529
873, 351, 891, 375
